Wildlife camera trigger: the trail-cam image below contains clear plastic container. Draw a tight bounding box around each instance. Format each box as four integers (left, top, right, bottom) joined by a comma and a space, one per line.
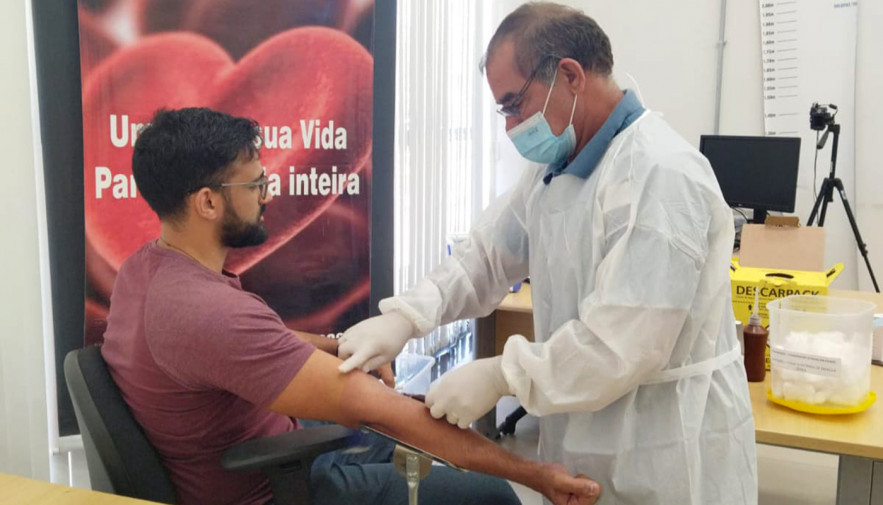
767, 295, 875, 409
395, 353, 436, 396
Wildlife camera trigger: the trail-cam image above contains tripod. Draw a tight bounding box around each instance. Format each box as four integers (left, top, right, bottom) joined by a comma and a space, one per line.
807, 121, 880, 292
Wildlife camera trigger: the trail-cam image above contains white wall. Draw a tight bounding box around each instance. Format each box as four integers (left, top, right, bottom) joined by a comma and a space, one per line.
855, 0, 883, 293
491, 0, 725, 194
489, 0, 883, 291
0, 0, 52, 480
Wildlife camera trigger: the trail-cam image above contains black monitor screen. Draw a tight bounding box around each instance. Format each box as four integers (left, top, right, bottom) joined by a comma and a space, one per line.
699, 135, 801, 213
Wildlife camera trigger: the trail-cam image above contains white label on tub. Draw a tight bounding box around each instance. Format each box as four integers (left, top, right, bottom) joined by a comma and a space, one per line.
770, 348, 841, 377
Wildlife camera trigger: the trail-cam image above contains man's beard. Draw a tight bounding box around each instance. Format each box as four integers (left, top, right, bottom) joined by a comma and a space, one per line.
220, 205, 268, 248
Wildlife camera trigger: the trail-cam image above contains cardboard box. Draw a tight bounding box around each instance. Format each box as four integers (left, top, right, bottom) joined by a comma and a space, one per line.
730, 259, 843, 327
730, 218, 843, 369
739, 217, 826, 271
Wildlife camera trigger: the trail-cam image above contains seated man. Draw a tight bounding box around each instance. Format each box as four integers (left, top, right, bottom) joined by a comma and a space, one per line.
100, 107, 601, 505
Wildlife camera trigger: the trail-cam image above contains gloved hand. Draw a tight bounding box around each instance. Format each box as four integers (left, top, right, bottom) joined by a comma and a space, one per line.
337, 312, 417, 373
425, 356, 510, 429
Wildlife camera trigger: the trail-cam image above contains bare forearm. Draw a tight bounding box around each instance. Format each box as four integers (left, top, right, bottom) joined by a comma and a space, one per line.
346, 376, 549, 492
269, 351, 572, 498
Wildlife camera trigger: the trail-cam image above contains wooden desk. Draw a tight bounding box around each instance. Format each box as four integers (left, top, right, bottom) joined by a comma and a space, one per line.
0, 473, 157, 505
478, 284, 883, 505
750, 366, 883, 459
490, 287, 534, 355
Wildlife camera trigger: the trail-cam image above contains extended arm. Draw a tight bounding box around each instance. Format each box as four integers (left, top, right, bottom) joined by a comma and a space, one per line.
269, 350, 600, 505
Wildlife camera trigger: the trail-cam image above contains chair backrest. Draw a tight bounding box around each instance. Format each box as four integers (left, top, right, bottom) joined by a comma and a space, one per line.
64, 346, 178, 504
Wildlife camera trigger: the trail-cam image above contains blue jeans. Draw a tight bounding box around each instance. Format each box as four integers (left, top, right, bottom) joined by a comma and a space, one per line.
300, 420, 521, 505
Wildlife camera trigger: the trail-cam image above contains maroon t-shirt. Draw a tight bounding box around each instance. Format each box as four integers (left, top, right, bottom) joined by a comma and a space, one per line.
101, 241, 316, 505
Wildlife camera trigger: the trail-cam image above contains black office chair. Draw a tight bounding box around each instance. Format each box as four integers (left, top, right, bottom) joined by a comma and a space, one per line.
64, 346, 353, 505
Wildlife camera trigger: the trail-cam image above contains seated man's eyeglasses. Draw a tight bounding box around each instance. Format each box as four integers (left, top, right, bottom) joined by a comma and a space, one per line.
189, 170, 269, 200
219, 172, 269, 200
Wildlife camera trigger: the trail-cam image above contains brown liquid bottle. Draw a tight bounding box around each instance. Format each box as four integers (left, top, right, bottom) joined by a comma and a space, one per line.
743, 301, 769, 382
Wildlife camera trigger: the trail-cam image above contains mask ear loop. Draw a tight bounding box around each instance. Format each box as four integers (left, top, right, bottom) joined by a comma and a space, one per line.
568, 94, 578, 126
542, 66, 579, 127
541, 67, 559, 115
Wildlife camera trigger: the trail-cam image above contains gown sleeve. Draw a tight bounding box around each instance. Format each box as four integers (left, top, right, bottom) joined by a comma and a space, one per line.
378, 169, 537, 334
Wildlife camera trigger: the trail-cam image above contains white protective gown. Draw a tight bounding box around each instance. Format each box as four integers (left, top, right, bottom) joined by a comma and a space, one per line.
380, 111, 758, 504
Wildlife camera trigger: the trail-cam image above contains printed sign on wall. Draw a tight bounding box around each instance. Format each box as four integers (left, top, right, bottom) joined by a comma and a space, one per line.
78, 0, 375, 345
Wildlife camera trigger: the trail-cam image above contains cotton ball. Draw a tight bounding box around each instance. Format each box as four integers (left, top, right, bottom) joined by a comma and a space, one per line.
775, 329, 870, 407
783, 381, 816, 404
804, 372, 828, 387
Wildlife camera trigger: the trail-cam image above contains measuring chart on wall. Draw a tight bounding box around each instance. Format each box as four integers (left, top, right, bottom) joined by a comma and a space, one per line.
758, 0, 859, 280
759, 1, 857, 138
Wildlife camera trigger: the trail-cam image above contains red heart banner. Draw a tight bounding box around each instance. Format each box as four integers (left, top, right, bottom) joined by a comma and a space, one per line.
84, 27, 372, 274
136, 0, 356, 59
79, 1, 374, 343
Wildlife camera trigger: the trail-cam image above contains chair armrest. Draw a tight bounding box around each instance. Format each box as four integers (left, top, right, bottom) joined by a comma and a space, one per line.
221, 424, 355, 473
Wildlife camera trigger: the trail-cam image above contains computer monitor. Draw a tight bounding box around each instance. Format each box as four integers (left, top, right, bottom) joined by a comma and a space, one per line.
699, 135, 801, 224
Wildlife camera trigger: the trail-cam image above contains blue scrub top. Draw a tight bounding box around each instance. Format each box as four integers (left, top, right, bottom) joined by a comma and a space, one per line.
544, 89, 645, 184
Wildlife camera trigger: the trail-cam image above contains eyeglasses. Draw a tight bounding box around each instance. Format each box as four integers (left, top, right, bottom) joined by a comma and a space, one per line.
218, 170, 269, 200
496, 54, 558, 118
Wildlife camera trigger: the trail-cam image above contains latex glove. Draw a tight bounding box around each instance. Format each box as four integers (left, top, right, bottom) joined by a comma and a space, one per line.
426, 356, 510, 429
337, 312, 416, 373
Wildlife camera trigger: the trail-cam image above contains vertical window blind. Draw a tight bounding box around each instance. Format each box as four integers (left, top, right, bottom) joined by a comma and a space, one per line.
394, 1, 496, 358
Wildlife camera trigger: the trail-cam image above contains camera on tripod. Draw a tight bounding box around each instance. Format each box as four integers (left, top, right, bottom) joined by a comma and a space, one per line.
806, 100, 879, 292
809, 102, 837, 131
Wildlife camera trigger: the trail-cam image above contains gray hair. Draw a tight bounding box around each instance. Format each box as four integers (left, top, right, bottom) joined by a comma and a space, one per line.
481, 2, 614, 84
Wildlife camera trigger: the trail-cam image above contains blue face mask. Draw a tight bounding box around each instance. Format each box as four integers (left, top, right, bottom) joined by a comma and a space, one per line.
506, 68, 578, 165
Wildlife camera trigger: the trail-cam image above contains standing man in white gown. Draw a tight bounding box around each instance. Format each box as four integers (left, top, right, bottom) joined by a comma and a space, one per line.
339, 3, 758, 503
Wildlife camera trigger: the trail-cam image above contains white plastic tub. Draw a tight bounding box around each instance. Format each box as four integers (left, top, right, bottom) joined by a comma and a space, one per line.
767, 295, 875, 409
